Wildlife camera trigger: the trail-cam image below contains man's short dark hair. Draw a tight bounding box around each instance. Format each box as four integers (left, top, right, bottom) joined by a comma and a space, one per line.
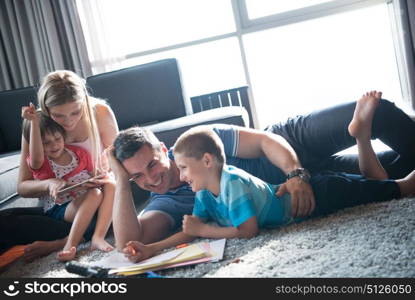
113, 126, 161, 162
22, 111, 66, 142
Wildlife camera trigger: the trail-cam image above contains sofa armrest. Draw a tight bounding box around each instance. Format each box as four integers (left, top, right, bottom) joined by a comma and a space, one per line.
144, 106, 249, 148
191, 86, 254, 128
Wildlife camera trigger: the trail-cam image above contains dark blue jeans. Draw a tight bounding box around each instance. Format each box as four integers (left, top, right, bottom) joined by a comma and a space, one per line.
309, 172, 400, 217
0, 207, 97, 252
266, 99, 415, 179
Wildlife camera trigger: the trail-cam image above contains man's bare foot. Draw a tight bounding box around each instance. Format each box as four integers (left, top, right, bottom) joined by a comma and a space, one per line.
23, 238, 67, 263
57, 246, 77, 262
396, 170, 415, 198
90, 237, 114, 252
348, 90, 382, 140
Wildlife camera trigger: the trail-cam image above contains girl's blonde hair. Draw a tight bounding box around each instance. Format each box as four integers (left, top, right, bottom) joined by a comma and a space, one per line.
37, 70, 103, 175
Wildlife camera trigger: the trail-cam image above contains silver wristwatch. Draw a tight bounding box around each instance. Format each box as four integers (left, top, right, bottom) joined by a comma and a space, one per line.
286, 168, 311, 183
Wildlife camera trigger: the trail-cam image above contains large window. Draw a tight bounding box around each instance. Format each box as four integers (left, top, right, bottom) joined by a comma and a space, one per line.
77, 0, 406, 144
244, 3, 401, 128
122, 38, 246, 97
95, 0, 235, 56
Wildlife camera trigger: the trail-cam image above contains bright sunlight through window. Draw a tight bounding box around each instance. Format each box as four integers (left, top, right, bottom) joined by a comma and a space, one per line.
244, 3, 399, 153
245, 0, 335, 19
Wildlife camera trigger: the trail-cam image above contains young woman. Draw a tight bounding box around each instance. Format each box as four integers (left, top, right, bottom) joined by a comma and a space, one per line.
2, 70, 119, 261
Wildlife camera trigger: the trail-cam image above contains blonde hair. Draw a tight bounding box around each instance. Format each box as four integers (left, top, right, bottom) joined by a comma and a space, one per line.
37, 70, 104, 175
174, 126, 225, 168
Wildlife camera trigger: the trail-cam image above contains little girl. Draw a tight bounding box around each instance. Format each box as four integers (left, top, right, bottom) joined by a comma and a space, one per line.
22, 103, 115, 261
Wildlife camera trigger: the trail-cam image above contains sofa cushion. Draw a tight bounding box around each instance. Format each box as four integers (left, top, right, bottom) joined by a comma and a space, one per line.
0, 129, 5, 153
86, 58, 192, 130
145, 106, 249, 148
0, 151, 21, 204
0, 86, 38, 154
0, 151, 41, 208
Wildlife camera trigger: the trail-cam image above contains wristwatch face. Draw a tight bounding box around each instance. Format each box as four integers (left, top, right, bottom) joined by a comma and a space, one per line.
287, 168, 310, 182
299, 173, 310, 182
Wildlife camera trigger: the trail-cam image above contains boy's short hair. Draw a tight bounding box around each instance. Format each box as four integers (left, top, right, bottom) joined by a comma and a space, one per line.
22, 111, 66, 142
174, 126, 225, 166
114, 126, 161, 162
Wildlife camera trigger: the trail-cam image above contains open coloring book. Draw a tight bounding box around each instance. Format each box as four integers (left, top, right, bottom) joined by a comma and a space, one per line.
90, 239, 226, 276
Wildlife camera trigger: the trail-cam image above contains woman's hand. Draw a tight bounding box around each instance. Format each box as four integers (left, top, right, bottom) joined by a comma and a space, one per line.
82, 172, 115, 188
59, 173, 114, 194
123, 241, 156, 263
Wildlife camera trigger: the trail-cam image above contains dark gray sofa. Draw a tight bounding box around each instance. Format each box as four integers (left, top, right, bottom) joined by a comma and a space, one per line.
0, 86, 39, 208
0, 58, 249, 210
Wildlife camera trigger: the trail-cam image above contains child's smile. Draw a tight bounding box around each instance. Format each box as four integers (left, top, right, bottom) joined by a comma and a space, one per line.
43, 132, 65, 159
174, 153, 209, 193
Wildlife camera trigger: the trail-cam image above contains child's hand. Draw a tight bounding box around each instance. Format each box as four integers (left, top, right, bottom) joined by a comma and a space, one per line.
21, 103, 38, 122
122, 241, 155, 263
182, 215, 204, 236
47, 178, 67, 199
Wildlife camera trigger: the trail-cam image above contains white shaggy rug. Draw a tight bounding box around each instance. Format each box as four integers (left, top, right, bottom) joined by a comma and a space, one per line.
1, 197, 414, 278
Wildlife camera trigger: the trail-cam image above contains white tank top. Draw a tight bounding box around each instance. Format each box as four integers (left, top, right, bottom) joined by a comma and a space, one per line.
70, 137, 108, 172
69, 138, 94, 155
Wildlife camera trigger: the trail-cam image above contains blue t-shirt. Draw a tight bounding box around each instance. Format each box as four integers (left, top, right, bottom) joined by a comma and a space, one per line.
193, 165, 292, 228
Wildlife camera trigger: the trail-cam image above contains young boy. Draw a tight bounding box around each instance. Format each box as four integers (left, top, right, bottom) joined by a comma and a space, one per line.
122, 91, 415, 263
22, 104, 115, 261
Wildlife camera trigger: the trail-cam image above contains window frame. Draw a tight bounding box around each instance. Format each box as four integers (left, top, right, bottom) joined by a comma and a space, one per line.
237, 0, 389, 32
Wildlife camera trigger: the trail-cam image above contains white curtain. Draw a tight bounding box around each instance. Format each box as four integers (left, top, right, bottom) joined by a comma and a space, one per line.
76, 0, 125, 74
390, 0, 415, 109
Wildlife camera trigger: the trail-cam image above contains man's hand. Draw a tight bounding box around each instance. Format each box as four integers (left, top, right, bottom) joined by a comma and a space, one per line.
105, 146, 130, 181
123, 241, 155, 263
182, 215, 205, 236
276, 177, 315, 218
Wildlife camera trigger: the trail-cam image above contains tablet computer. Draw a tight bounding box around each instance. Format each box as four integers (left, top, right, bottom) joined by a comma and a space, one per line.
57, 174, 105, 195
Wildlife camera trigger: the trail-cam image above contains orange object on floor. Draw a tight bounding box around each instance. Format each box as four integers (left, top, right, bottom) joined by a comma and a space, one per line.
0, 245, 27, 269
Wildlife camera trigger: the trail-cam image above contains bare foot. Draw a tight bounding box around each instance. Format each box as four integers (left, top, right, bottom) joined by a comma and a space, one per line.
348, 90, 382, 140
396, 170, 415, 197
57, 246, 77, 262
23, 238, 67, 263
90, 238, 114, 252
